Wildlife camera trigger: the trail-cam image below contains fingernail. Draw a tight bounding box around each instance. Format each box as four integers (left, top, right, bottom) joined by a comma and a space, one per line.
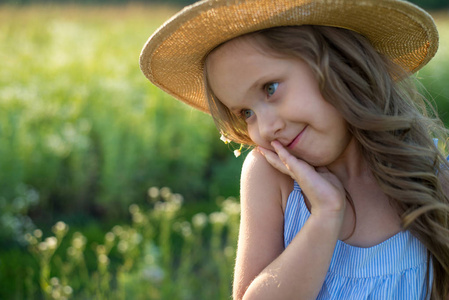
256, 146, 266, 156
271, 141, 281, 149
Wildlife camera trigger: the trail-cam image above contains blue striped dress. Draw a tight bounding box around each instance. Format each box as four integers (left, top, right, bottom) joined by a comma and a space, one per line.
284, 181, 432, 299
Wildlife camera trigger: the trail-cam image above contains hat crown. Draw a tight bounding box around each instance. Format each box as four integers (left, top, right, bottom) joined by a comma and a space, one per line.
140, 0, 438, 113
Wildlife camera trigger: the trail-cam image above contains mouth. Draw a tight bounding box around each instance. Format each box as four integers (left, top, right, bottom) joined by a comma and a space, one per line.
287, 126, 308, 149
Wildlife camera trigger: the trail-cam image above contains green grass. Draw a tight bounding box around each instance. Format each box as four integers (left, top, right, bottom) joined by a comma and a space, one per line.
0, 4, 244, 298
0, 3, 244, 221
0, 5, 447, 219
418, 12, 449, 122
5, 189, 240, 299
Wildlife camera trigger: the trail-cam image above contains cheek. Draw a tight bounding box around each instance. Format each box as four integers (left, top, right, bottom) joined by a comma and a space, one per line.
246, 126, 259, 144
247, 125, 266, 147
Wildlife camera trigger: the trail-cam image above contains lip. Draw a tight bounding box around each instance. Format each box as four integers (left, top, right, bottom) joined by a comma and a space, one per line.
287, 126, 308, 149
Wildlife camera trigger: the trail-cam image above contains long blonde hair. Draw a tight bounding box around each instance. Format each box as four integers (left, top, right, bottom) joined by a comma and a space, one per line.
205, 26, 449, 299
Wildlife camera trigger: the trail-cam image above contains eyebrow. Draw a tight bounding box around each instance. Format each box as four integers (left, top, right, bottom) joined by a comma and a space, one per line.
234, 74, 271, 105
227, 75, 270, 113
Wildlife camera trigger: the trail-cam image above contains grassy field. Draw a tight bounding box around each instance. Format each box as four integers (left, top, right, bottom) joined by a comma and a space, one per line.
0, 4, 241, 299
0, 3, 448, 299
0, 3, 243, 218
418, 11, 449, 121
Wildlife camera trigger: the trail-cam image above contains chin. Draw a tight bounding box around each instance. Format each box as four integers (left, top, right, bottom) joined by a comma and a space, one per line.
300, 155, 333, 167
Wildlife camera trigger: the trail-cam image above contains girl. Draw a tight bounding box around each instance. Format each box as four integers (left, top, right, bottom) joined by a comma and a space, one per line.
140, 0, 449, 299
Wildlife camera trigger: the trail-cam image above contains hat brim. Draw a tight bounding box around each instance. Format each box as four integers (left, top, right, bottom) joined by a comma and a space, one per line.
140, 0, 439, 113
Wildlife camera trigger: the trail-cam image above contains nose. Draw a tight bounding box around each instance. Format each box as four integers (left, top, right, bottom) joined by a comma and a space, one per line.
257, 107, 284, 142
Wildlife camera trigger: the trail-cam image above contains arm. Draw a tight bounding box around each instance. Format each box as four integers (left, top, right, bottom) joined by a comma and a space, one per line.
234, 144, 346, 300
233, 149, 288, 300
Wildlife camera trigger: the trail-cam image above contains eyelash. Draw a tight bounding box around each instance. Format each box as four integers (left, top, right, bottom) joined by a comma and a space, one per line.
264, 82, 279, 97
238, 82, 279, 121
240, 109, 254, 120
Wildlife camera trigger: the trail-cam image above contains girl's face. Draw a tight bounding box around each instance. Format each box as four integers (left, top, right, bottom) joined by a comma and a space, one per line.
206, 37, 352, 167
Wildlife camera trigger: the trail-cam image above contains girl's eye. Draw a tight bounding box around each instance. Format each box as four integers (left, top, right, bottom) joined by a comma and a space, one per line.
241, 109, 254, 120
265, 82, 279, 97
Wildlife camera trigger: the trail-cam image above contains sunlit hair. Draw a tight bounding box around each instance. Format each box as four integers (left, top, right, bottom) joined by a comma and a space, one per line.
204, 25, 449, 299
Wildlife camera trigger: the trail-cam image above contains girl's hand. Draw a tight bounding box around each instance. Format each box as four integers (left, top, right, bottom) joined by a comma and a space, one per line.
258, 141, 346, 219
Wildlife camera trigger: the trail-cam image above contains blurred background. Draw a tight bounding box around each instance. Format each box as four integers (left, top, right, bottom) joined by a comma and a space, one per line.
0, 0, 448, 299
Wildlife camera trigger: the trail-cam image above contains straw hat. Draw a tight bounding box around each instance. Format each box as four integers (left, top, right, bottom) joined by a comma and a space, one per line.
140, 0, 439, 113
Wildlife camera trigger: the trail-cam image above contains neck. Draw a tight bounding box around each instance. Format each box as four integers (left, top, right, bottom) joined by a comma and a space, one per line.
327, 137, 370, 186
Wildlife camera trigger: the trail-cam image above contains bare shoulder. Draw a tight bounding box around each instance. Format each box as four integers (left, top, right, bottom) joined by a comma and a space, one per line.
234, 149, 293, 299
241, 149, 293, 211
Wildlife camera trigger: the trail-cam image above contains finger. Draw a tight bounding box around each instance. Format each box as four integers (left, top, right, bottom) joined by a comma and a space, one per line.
271, 141, 334, 194
257, 146, 292, 176
315, 166, 329, 173
271, 141, 296, 169
269, 143, 346, 215
271, 141, 315, 178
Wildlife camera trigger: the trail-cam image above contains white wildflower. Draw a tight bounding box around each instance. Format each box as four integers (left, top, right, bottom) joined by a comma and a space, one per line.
96, 245, 106, 255
63, 285, 73, 295
38, 241, 48, 251
132, 211, 144, 224
51, 290, 61, 299
209, 212, 229, 225
192, 213, 208, 229
33, 229, 43, 239
148, 187, 160, 199
129, 204, 139, 214
98, 254, 109, 265
105, 232, 115, 243
72, 233, 86, 250
50, 277, 60, 286
222, 198, 241, 216
45, 237, 58, 250
117, 240, 129, 253
112, 225, 123, 236
220, 134, 231, 144
53, 221, 68, 234
180, 222, 192, 238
